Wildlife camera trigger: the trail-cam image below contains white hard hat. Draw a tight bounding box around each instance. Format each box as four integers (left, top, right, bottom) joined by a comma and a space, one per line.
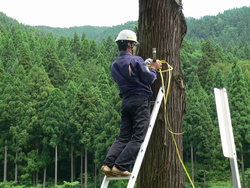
115, 29, 139, 45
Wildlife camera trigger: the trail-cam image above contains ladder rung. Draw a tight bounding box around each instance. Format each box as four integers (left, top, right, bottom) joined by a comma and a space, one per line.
106, 176, 130, 180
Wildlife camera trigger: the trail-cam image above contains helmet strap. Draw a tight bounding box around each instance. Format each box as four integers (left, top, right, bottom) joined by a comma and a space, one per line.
128, 42, 135, 55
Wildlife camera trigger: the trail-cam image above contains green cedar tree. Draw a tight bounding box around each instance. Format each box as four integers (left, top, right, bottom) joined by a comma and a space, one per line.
94, 84, 121, 168
201, 40, 217, 64
43, 88, 66, 147
22, 64, 54, 157
244, 42, 250, 60
75, 80, 102, 149
204, 67, 214, 94
65, 81, 78, 143
197, 54, 211, 88
212, 68, 224, 89
198, 88, 212, 117
28, 32, 37, 51
227, 61, 249, 150
192, 74, 202, 95
79, 37, 90, 63
243, 69, 250, 92
0, 60, 5, 82
19, 46, 32, 75
12, 26, 23, 52
181, 38, 196, 54
96, 53, 110, 75
108, 42, 119, 63
81, 59, 101, 83
47, 32, 56, 51
196, 101, 214, 164
96, 67, 111, 102
99, 43, 109, 62
81, 31, 86, 41
58, 46, 66, 61
1, 37, 15, 68
215, 44, 226, 63
88, 39, 99, 59
41, 47, 68, 89
183, 89, 201, 156
71, 30, 81, 57
226, 43, 233, 54
66, 62, 85, 88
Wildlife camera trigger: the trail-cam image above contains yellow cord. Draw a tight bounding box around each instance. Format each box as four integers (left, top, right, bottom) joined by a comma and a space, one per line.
158, 60, 195, 188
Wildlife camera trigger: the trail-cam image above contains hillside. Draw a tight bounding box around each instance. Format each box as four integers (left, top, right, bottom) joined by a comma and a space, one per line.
36, 6, 250, 47
0, 12, 45, 37
1, 6, 250, 47
35, 21, 138, 43
185, 6, 250, 49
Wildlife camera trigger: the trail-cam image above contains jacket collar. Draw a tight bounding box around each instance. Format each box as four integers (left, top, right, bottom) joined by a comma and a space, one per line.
119, 51, 132, 56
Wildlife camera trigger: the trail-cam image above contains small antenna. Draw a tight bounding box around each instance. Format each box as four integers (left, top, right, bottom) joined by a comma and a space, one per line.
153, 48, 156, 62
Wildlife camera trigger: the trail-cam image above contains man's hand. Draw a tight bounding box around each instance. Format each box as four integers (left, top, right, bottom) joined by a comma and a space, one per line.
150, 60, 162, 70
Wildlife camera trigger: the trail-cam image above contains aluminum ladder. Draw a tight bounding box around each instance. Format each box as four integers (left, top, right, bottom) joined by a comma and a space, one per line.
100, 87, 164, 188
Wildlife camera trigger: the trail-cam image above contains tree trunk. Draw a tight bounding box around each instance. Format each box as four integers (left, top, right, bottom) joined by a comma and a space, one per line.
15, 140, 18, 184
43, 168, 46, 188
137, 0, 187, 187
94, 163, 97, 188
55, 145, 57, 188
81, 145, 83, 188
195, 151, 197, 174
74, 156, 76, 181
191, 141, 194, 183
71, 142, 73, 182
85, 148, 87, 188
33, 172, 36, 187
241, 146, 245, 188
203, 163, 206, 188
36, 148, 39, 187
4, 139, 7, 181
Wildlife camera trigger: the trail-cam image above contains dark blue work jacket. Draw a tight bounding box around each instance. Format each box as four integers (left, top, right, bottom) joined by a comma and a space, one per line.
111, 52, 157, 99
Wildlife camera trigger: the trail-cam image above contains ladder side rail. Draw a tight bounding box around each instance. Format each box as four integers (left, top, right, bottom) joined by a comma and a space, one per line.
100, 87, 164, 188
100, 175, 109, 188
127, 87, 164, 188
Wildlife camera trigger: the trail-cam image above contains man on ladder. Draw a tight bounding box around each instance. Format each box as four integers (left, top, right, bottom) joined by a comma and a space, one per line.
100, 29, 162, 176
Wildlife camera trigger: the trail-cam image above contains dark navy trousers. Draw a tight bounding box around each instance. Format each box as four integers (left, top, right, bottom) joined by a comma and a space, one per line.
103, 95, 150, 171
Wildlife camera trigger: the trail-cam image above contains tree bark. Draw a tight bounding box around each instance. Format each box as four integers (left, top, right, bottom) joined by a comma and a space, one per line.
203, 163, 206, 188
55, 145, 57, 188
71, 142, 73, 182
94, 163, 97, 188
4, 139, 7, 181
191, 141, 194, 183
195, 152, 197, 174
85, 148, 87, 188
43, 167, 46, 188
15, 140, 18, 184
36, 148, 39, 187
74, 156, 76, 181
137, 0, 187, 187
81, 145, 83, 188
33, 172, 36, 187
241, 146, 245, 188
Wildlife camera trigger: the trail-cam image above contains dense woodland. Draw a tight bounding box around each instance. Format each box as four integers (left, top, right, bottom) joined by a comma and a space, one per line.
0, 6, 250, 188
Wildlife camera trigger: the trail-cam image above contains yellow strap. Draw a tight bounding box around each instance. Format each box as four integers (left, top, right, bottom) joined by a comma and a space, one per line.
129, 65, 131, 77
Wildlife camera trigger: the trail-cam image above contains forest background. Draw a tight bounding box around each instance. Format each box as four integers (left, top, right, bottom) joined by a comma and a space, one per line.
0, 6, 250, 188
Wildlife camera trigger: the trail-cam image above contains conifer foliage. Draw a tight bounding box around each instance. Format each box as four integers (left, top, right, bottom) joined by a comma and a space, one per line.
0, 7, 250, 187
